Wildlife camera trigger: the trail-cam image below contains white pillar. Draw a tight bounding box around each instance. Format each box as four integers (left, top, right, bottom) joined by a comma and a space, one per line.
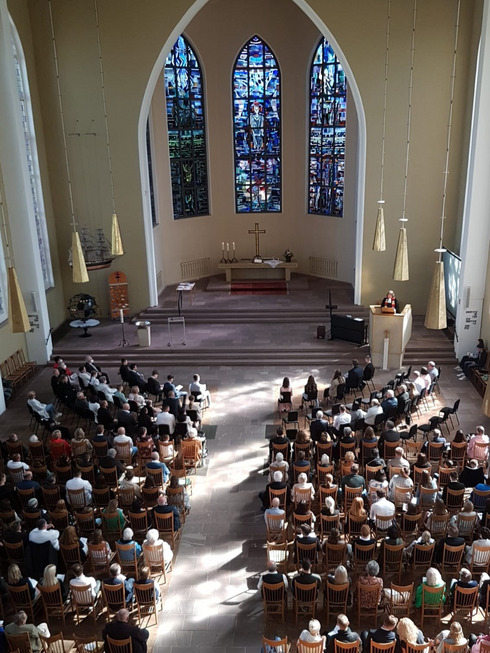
0, 0, 52, 363
454, 0, 490, 358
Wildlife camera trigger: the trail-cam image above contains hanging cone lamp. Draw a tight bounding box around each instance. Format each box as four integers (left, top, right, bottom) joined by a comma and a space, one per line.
7, 267, 30, 333
425, 0, 460, 330
373, 202, 386, 251
424, 260, 446, 329
111, 213, 124, 256
393, 225, 409, 281
72, 232, 89, 283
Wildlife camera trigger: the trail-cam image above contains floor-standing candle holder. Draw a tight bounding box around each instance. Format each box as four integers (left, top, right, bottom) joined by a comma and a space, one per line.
118, 316, 130, 347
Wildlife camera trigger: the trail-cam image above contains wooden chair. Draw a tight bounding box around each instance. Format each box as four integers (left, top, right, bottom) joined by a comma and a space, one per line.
22, 509, 41, 532
427, 442, 444, 465
347, 514, 368, 542
437, 466, 454, 490
373, 513, 395, 539
41, 486, 61, 511
118, 486, 135, 511
105, 636, 132, 653
406, 644, 430, 653
451, 584, 479, 623
145, 465, 164, 488
357, 582, 382, 626
73, 635, 104, 653
265, 512, 288, 542
134, 581, 162, 627
298, 640, 325, 653
101, 511, 124, 542
93, 440, 109, 460
88, 542, 116, 575
370, 643, 396, 653
319, 513, 341, 539
153, 510, 181, 549
318, 484, 338, 507
38, 582, 69, 625
324, 542, 347, 573
450, 440, 467, 468
102, 581, 125, 620
470, 542, 490, 577
324, 580, 349, 620
394, 485, 413, 508
365, 465, 383, 484
458, 513, 479, 543
382, 543, 404, 582
293, 486, 313, 509
262, 580, 287, 621
441, 645, 469, 653
278, 391, 293, 414
60, 542, 82, 568
9, 582, 40, 622
361, 441, 378, 465
98, 466, 119, 487
48, 509, 70, 532
269, 486, 288, 511
447, 487, 465, 513
262, 636, 289, 653
384, 441, 401, 461
386, 582, 413, 617
74, 509, 96, 537
114, 442, 132, 466
428, 513, 450, 538
270, 441, 290, 464
335, 642, 360, 653
70, 583, 99, 624
166, 486, 188, 523
420, 583, 445, 628
17, 487, 36, 507
412, 542, 436, 572
403, 440, 423, 464
66, 487, 87, 510
339, 442, 356, 460
141, 486, 160, 508
292, 580, 318, 623
39, 633, 68, 653
344, 485, 363, 513
181, 439, 202, 473
93, 486, 112, 509
115, 541, 139, 578
417, 486, 438, 508
4, 539, 25, 566
5, 632, 32, 653
440, 543, 465, 577
295, 541, 319, 571
266, 541, 289, 575
128, 510, 149, 540
292, 511, 314, 535
142, 542, 168, 584
400, 512, 423, 540
316, 441, 333, 462
52, 464, 72, 485
353, 542, 377, 575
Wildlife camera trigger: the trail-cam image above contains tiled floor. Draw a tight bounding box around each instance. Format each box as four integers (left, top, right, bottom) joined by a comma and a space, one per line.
1, 275, 489, 651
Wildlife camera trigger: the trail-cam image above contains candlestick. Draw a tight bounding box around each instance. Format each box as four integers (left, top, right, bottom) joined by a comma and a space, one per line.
119, 308, 124, 323
226, 242, 230, 252
231, 241, 237, 263
220, 243, 226, 263
221, 241, 224, 250
232, 242, 235, 250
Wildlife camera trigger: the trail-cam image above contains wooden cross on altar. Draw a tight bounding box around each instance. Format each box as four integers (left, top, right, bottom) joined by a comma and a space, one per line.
248, 222, 266, 262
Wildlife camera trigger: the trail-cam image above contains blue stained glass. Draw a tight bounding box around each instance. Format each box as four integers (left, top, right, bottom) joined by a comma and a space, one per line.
164, 35, 208, 218
233, 35, 281, 213
308, 37, 347, 217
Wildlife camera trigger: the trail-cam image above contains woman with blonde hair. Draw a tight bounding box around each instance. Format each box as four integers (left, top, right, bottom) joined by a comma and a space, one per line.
7, 563, 38, 600
297, 618, 326, 650
128, 385, 145, 409
39, 563, 69, 601
397, 617, 427, 652
70, 427, 93, 456
434, 622, 467, 653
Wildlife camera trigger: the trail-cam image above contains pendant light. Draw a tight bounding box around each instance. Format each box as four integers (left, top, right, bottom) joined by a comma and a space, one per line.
393, 0, 418, 281
94, 0, 124, 257
373, 0, 391, 252
425, 0, 461, 330
48, 0, 89, 283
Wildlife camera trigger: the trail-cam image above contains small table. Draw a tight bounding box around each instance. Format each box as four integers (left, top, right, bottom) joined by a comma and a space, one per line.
218, 261, 298, 282
70, 318, 100, 337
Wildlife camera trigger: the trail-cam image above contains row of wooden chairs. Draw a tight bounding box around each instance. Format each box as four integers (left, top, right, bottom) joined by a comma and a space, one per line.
0, 348, 37, 398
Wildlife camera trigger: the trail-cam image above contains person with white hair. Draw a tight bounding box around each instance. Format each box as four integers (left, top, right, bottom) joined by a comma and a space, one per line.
298, 619, 326, 650
291, 472, 315, 504
427, 361, 439, 381
412, 370, 426, 395
310, 410, 330, 442
142, 528, 173, 566
117, 527, 142, 557
268, 451, 289, 482
259, 469, 289, 509
4, 610, 43, 652
381, 389, 397, 416
365, 398, 383, 426
264, 497, 286, 530
414, 567, 446, 607
387, 447, 410, 470
146, 451, 170, 483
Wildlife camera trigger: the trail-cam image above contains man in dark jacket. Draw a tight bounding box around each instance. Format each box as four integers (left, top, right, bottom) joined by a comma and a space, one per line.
361, 614, 398, 651
103, 608, 149, 653
346, 359, 364, 390
326, 614, 361, 653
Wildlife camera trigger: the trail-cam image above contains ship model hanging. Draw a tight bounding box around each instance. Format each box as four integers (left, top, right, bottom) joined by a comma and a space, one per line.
68, 226, 116, 271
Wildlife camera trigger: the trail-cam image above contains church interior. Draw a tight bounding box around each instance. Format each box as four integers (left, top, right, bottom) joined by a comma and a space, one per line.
1, 0, 490, 650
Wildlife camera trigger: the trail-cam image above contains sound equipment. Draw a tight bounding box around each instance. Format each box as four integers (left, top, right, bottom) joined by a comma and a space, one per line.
331, 314, 366, 345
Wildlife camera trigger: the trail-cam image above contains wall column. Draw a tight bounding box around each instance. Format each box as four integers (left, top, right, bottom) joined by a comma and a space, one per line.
454, 0, 490, 357
0, 0, 52, 364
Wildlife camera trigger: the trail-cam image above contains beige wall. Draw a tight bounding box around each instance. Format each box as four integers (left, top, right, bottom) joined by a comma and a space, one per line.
4, 0, 482, 323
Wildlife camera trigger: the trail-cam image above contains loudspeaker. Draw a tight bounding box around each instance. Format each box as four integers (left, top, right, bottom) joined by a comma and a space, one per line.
317, 325, 326, 339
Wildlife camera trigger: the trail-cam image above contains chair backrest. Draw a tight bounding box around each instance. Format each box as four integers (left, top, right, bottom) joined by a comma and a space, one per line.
262, 580, 286, 604
262, 637, 289, 653
453, 584, 478, 613
335, 641, 360, 653
93, 486, 112, 508
48, 510, 70, 531
142, 542, 165, 572
293, 485, 313, 507
374, 513, 395, 535
412, 542, 436, 569
9, 583, 34, 613
70, 583, 94, 607
61, 542, 82, 567
474, 440, 489, 462
102, 581, 125, 612
446, 487, 465, 512
297, 640, 324, 653
116, 541, 138, 573
17, 487, 35, 506
128, 510, 149, 534
67, 487, 87, 509
418, 486, 438, 506
441, 645, 468, 653
441, 543, 465, 570
294, 580, 318, 603
471, 542, 490, 571
266, 541, 289, 573
383, 542, 404, 566
325, 580, 349, 610
437, 466, 454, 489
324, 542, 347, 571
38, 582, 64, 611
316, 441, 333, 461
365, 465, 383, 484
74, 509, 96, 535
153, 510, 175, 537
106, 636, 133, 653
296, 540, 318, 566
394, 484, 413, 508
384, 440, 401, 461
450, 441, 467, 465
101, 511, 123, 538
269, 486, 287, 510
421, 583, 445, 610
134, 581, 158, 610
458, 513, 478, 536
370, 643, 396, 653
348, 513, 368, 539
344, 485, 363, 512
40, 633, 67, 653
401, 512, 423, 537
5, 632, 32, 653
353, 542, 376, 569
118, 486, 135, 508
88, 542, 113, 569
387, 582, 414, 616
318, 484, 338, 506
427, 442, 444, 462
320, 513, 341, 537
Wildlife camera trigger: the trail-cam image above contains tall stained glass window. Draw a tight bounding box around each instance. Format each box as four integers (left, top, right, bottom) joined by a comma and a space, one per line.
164, 36, 208, 219
308, 38, 347, 217
233, 35, 281, 213
12, 32, 54, 288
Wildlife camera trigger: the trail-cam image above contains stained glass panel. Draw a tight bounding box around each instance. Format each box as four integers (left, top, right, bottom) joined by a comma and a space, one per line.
164, 36, 209, 219
233, 35, 281, 213
308, 38, 347, 217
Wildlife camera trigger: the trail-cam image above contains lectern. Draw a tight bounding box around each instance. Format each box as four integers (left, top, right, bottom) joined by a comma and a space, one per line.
369, 304, 412, 370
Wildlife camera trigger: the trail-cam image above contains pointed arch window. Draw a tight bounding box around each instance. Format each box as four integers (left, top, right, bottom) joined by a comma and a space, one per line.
233, 35, 281, 213
164, 35, 208, 219
11, 29, 54, 288
308, 38, 347, 217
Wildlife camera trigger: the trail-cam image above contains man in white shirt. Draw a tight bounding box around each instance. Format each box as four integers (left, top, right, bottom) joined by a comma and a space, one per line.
28, 519, 60, 550
66, 470, 93, 505
77, 366, 92, 386
27, 390, 61, 423
70, 563, 101, 597
156, 405, 176, 434
412, 371, 426, 394
114, 427, 137, 456
189, 373, 212, 406
365, 399, 383, 426
369, 489, 396, 520
467, 425, 490, 459
98, 376, 117, 403
333, 405, 351, 432
7, 454, 30, 475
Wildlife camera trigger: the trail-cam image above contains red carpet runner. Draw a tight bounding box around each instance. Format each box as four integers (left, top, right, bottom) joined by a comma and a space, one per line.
230, 281, 288, 295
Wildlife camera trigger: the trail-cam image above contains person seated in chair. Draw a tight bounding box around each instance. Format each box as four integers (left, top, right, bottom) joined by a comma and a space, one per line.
345, 359, 364, 391
257, 559, 288, 593
259, 470, 289, 509
103, 562, 134, 606
325, 614, 361, 653
146, 370, 164, 403
189, 373, 212, 407
460, 459, 486, 488
290, 558, 321, 596
434, 523, 465, 564
152, 494, 180, 531
447, 568, 478, 607
361, 614, 398, 652
365, 398, 383, 427
310, 410, 331, 443
381, 389, 397, 416
163, 374, 187, 404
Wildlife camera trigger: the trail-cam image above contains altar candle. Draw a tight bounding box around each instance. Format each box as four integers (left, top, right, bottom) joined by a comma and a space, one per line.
226, 242, 230, 252
233, 242, 235, 250
221, 242, 224, 250
119, 309, 124, 323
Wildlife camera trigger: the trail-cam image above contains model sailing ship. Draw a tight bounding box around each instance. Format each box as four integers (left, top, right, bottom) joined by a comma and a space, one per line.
68, 227, 115, 271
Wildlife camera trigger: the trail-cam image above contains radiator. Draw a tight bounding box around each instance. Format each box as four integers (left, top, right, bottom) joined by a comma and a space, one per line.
309, 256, 338, 279
180, 257, 210, 280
